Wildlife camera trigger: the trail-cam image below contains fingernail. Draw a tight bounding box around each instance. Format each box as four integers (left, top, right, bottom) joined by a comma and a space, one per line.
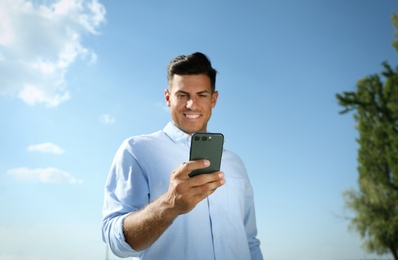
204, 160, 210, 166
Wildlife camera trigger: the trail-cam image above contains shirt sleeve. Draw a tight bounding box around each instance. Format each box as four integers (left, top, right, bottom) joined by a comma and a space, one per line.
236, 153, 264, 260
101, 138, 149, 258
245, 193, 263, 260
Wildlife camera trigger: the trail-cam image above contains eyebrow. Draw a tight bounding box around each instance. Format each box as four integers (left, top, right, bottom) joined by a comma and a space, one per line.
175, 90, 211, 95
175, 90, 189, 95
197, 90, 211, 95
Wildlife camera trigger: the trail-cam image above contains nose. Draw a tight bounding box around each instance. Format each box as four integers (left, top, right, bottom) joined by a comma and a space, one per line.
186, 97, 198, 110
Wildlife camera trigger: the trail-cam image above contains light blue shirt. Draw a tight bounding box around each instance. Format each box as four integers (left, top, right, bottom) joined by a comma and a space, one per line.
102, 122, 263, 260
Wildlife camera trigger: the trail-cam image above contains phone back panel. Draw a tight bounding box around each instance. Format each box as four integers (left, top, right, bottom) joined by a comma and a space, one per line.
189, 132, 224, 177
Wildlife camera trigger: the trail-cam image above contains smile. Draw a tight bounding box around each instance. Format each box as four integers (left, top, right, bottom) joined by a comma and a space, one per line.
184, 114, 200, 119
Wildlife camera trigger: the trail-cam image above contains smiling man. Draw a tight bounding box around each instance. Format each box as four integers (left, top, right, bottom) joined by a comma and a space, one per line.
166, 74, 217, 134
102, 52, 263, 260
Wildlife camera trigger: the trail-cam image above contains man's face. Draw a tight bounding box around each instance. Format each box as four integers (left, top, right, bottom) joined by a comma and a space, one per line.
165, 74, 218, 135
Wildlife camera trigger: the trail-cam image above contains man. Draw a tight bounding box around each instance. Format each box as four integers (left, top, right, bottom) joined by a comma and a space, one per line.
102, 52, 263, 259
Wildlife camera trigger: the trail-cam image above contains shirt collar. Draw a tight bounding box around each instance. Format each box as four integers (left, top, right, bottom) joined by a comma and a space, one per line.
163, 122, 191, 145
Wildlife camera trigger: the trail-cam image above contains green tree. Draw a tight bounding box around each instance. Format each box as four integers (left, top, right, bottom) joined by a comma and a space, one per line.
336, 13, 398, 260
392, 12, 398, 53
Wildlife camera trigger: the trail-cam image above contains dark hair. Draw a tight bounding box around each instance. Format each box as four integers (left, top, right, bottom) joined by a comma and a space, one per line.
167, 52, 217, 92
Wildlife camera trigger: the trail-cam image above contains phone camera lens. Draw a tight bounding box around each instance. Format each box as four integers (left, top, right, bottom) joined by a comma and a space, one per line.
194, 136, 200, 141
202, 136, 207, 141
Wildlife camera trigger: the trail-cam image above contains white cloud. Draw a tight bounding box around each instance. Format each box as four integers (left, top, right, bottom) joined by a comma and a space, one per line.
0, 0, 106, 107
99, 113, 116, 125
28, 142, 65, 154
7, 167, 83, 184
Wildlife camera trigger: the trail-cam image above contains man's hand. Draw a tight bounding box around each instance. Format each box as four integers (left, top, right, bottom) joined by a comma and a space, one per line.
165, 159, 226, 215
123, 159, 225, 251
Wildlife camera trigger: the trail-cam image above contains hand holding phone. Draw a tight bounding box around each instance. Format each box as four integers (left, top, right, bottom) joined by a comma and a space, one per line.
188, 132, 224, 177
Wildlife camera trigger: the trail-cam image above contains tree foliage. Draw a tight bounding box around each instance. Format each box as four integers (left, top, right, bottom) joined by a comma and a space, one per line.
337, 62, 398, 259
392, 12, 398, 53
336, 13, 398, 259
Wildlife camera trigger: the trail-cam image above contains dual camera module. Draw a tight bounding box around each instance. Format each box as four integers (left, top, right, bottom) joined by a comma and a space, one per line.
194, 135, 212, 141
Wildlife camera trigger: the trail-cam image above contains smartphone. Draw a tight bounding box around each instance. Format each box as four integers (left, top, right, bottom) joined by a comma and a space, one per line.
188, 132, 224, 177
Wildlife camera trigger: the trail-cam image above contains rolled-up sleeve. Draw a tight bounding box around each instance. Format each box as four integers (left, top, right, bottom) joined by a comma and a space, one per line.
101, 139, 148, 258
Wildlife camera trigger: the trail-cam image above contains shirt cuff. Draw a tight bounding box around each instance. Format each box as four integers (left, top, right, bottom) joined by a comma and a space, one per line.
110, 213, 142, 258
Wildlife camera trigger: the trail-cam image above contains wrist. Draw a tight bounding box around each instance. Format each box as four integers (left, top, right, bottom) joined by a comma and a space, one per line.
156, 193, 180, 221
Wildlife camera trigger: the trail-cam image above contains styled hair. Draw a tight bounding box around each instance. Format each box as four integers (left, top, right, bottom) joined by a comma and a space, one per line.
167, 52, 217, 92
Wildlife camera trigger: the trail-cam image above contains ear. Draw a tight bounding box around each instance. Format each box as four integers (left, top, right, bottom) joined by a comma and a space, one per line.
211, 91, 219, 108
164, 89, 171, 107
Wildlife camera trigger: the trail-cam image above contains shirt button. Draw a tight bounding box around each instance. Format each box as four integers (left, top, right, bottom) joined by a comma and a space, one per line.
215, 234, 219, 240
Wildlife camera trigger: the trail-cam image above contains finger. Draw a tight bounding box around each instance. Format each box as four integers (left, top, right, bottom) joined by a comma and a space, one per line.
173, 160, 210, 179
173, 171, 225, 198
190, 171, 225, 187
190, 178, 225, 199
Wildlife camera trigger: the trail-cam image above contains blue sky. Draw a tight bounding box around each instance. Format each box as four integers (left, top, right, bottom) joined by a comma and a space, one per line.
0, 0, 397, 259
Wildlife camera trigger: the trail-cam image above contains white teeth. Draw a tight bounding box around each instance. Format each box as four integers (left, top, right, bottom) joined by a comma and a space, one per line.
186, 114, 199, 119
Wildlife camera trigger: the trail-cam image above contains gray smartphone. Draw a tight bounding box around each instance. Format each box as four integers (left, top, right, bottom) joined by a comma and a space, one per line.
189, 132, 224, 177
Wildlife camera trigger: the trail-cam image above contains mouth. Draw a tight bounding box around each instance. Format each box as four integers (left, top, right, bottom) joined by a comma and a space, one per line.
183, 113, 201, 119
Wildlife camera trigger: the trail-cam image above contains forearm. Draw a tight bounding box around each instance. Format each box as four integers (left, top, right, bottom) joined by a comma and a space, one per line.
123, 193, 179, 251
121, 160, 225, 251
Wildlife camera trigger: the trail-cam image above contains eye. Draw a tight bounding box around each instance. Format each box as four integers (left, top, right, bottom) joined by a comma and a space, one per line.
176, 93, 188, 99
